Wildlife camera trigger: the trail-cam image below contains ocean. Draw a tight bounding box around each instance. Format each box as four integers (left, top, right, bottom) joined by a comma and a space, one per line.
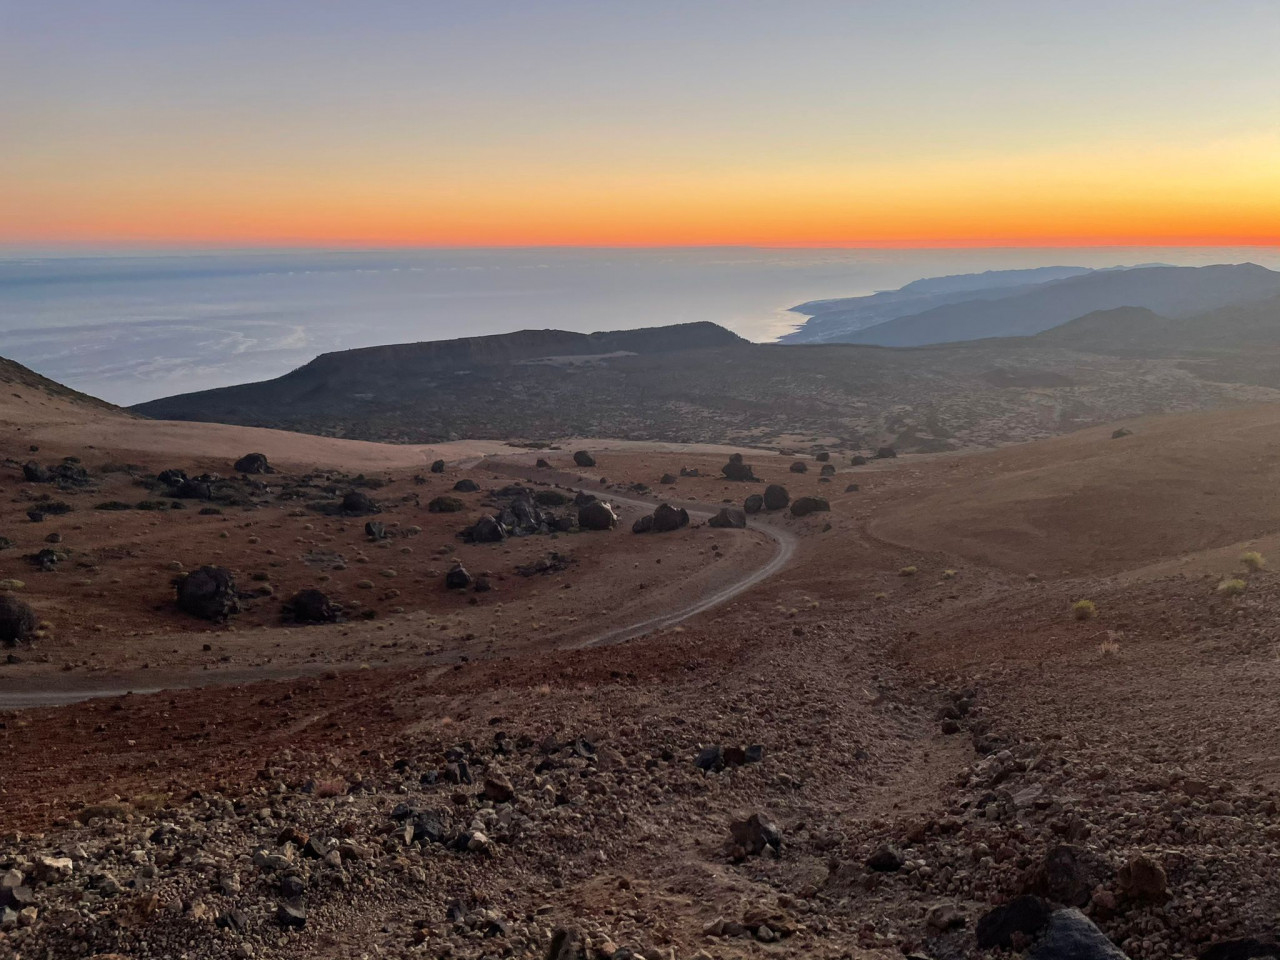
2, 246, 1277, 406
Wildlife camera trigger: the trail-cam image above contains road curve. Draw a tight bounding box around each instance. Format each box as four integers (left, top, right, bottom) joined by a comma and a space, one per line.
0, 476, 796, 709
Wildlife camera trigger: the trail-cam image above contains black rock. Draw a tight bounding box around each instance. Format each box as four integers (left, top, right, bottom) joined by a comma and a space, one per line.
233, 453, 272, 474
535, 458, 551, 469
428, 496, 465, 513
845, 483, 860, 492
175, 479, 213, 500
874, 446, 898, 459
660, 473, 678, 484
651, 503, 689, 533
430, 459, 446, 473
976, 895, 1053, 949
631, 514, 654, 534
572, 450, 596, 468
174, 565, 241, 621
277, 902, 308, 929
851, 455, 868, 465
411, 811, 449, 845
280, 875, 306, 899
578, 501, 618, 531
286, 589, 341, 624
1028, 908, 1129, 960
0, 599, 36, 650
820, 463, 836, 476
866, 843, 904, 872
301, 836, 330, 859
789, 461, 808, 473
721, 453, 757, 482
815, 451, 831, 461
453, 478, 480, 493
790, 496, 830, 517
1200, 940, 1280, 960
21, 461, 51, 483
157, 468, 188, 486
340, 490, 380, 516
365, 521, 388, 541
708, 507, 747, 529
694, 745, 724, 771
729, 813, 782, 856
445, 563, 473, 590
744, 493, 764, 514
763, 484, 790, 511
470, 515, 507, 543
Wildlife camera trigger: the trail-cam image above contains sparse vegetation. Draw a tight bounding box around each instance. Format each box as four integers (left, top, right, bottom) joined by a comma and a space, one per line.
942, 569, 957, 579
1240, 551, 1266, 572
899, 565, 918, 577
1072, 599, 1097, 620
1217, 578, 1247, 597
1099, 638, 1121, 657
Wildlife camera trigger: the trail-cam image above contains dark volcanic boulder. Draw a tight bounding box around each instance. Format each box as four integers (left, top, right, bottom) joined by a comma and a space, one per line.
21, 461, 51, 483
660, 473, 678, 485
763, 484, 790, 511
453, 478, 480, 493
820, 463, 836, 476
233, 453, 272, 474
708, 507, 747, 529
976, 896, 1053, 950
0, 595, 37, 646
157, 468, 188, 486
728, 813, 782, 858
533, 490, 571, 507
1028, 909, 1130, 960
743, 493, 764, 514
428, 496, 465, 513
175, 565, 241, 621
286, 589, 341, 624
175, 479, 213, 500
651, 503, 689, 533
340, 490, 380, 515
445, 563, 473, 590
578, 501, 618, 531
845, 482, 860, 492
815, 451, 831, 462
851, 455, 868, 466
679, 466, 701, 477
632, 514, 654, 534
789, 461, 808, 474
721, 453, 756, 482
874, 446, 898, 459
430, 459, 445, 473
573, 450, 596, 468
790, 496, 830, 517
365, 520, 388, 541
573, 491, 597, 507
470, 515, 508, 543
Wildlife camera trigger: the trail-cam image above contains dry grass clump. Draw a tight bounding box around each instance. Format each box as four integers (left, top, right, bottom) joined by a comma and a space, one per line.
1098, 638, 1121, 658
1240, 551, 1266, 572
941, 569, 957, 580
1216, 578, 1247, 597
899, 566, 918, 577
1072, 599, 1097, 621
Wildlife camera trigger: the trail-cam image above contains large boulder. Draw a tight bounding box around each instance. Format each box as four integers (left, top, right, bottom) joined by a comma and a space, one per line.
763, 484, 790, 511
1028, 909, 1130, 960
429, 459, 446, 473
790, 496, 830, 517
708, 507, 747, 529
157, 468, 188, 486
1025, 844, 1105, 908
453, 479, 480, 493
340, 491, 380, 516
578, 501, 618, 531
789, 461, 808, 474
428, 496, 465, 513
175, 479, 213, 500
233, 453, 272, 475
632, 514, 654, 534
874, 446, 898, 459
286, 589, 341, 624
573, 450, 596, 468
820, 463, 836, 476
21, 461, 51, 483
815, 451, 831, 462
470, 515, 508, 543
0, 595, 37, 646
851, 455, 868, 466
976, 896, 1053, 950
721, 453, 756, 482
175, 566, 241, 622
651, 503, 689, 533
445, 563, 473, 590
743, 493, 764, 514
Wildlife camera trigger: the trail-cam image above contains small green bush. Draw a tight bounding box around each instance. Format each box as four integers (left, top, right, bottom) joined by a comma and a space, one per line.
1072, 599, 1097, 620
1216, 578, 1247, 598
1240, 551, 1265, 572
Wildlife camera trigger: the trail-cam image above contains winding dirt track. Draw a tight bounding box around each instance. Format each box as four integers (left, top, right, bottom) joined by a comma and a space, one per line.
0, 479, 797, 710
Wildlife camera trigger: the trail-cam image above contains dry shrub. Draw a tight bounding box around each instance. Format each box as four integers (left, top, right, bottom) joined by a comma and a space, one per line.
1217, 578, 1247, 598
1240, 551, 1266, 572
1072, 599, 1098, 621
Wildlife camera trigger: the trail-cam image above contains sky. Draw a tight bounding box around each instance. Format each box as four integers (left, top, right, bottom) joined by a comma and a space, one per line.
3, 0, 1280, 250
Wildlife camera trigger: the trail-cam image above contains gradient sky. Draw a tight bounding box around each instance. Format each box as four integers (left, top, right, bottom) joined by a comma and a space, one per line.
3, 0, 1279, 249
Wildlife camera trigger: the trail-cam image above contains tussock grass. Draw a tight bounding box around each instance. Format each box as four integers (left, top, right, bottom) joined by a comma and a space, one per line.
899, 566, 918, 577
1217, 578, 1247, 597
1072, 599, 1098, 621
1240, 551, 1266, 572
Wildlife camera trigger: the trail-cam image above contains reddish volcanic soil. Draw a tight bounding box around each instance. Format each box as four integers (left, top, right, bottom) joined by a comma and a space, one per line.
5, 390, 1280, 960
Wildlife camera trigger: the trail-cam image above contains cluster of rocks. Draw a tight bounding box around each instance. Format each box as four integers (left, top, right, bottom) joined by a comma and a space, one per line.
720, 453, 758, 482
21, 458, 91, 488
632, 503, 689, 534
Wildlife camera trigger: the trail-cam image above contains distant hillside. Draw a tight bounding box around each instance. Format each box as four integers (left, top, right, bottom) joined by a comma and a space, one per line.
795, 263, 1280, 348
0, 355, 120, 413
1036, 295, 1280, 355
783, 266, 1094, 343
